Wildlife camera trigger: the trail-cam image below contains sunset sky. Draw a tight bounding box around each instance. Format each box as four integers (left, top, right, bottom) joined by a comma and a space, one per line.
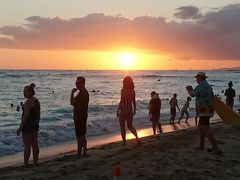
0, 0, 240, 70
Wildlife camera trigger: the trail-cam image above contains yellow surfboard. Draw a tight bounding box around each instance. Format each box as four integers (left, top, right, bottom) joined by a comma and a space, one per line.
214, 96, 240, 128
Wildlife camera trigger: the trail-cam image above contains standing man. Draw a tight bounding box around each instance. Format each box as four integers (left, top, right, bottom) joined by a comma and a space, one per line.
186, 72, 221, 154
224, 81, 236, 109
70, 76, 89, 158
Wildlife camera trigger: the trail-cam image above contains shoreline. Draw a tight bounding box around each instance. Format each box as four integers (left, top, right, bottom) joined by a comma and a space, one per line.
0, 116, 221, 168
0, 117, 239, 180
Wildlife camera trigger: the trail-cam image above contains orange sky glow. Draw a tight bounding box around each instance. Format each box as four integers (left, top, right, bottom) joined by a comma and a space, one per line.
0, 48, 239, 70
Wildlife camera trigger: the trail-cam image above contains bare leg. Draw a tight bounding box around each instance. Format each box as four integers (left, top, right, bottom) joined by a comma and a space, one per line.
81, 135, 88, 156
158, 122, 163, 134
32, 132, 39, 166
152, 121, 156, 135
153, 117, 162, 134
195, 117, 198, 127
77, 136, 83, 158
127, 117, 141, 145
172, 114, 176, 124
169, 116, 173, 124
22, 133, 32, 167
185, 111, 189, 123
119, 116, 126, 144
178, 111, 184, 124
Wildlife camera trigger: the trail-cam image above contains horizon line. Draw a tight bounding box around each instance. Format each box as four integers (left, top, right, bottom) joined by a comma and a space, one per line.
0, 68, 234, 71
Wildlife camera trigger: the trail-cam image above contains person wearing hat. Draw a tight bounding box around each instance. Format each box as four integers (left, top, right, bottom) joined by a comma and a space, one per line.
186, 72, 221, 154
224, 81, 236, 109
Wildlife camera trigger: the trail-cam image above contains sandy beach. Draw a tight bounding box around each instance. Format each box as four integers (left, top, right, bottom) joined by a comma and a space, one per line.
0, 117, 240, 180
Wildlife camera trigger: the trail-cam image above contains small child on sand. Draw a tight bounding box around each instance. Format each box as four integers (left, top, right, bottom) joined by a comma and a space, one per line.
149, 92, 162, 135
169, 93, 180, 124
178, 97, 191, 124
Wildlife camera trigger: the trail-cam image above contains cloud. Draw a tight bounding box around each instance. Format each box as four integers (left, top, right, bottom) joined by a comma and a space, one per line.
174, 6, 203, 19
0, 4, 240, 61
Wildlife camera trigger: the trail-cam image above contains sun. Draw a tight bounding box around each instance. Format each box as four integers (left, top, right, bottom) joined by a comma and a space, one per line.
118, 53, 136, 69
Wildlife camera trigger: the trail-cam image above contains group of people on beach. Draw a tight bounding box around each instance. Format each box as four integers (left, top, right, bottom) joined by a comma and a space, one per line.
17, 71, 238, 167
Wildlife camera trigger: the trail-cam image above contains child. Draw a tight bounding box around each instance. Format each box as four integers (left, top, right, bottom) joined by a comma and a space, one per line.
178, 97, 191, 124
169, 93, 180, 124
149, 92, 162, 135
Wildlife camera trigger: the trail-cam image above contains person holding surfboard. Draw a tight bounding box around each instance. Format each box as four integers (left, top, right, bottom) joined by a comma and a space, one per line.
224, 81, 236, 109
186, 72, 221, 154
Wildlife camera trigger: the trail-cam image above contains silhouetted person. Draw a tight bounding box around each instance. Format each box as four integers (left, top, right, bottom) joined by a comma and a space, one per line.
149, 92, 162, 135
187, 72, 221, 154
169, 94, 180, 124
225, 81, 236, 109
70, 76, 89, 158
11, 103, 14, 108
17, 83, 40, 167
16, 106, 21, 112
117, 76, 142, 146
178, 97, 191, 124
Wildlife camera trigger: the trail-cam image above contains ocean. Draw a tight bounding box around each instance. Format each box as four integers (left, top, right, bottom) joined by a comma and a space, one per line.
0, 70, 239, 157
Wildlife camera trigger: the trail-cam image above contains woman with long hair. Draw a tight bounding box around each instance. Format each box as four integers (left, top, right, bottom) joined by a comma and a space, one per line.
17, 83, 41, 167
117, 76, 142, 145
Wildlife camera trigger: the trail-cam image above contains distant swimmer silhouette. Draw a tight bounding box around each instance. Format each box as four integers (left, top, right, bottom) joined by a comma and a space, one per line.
16, 106, 21, 112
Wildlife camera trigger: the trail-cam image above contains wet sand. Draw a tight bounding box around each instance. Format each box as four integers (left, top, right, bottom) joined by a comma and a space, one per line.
0, 118, 240, 180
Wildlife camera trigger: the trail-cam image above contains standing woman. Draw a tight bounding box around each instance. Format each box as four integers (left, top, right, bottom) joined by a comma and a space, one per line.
117, 76, 142, 145
17, 83, 41, 167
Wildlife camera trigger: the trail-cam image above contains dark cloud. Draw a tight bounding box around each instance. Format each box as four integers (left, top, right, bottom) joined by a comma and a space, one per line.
174, 6, 203, 19
0, 4, 240, 61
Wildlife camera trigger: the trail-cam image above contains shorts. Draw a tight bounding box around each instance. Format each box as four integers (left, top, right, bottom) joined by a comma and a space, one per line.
74, 114, 88, 136
151, 116, 160, 123
170, 107, 176, 115
198, 116, 210, 125
22, 123, 39, 133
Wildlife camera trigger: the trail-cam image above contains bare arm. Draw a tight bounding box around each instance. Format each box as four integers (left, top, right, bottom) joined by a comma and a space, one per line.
117, 102, 121, 117
177, 104, 180, 111
148, 103, 152, 115
133, 91, 136, 115
188, 103, 191, 111
70, 88, 78, 106
186, 86, 195, 97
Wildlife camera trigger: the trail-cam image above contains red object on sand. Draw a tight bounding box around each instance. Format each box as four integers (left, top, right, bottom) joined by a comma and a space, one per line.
114, 165, 121, 177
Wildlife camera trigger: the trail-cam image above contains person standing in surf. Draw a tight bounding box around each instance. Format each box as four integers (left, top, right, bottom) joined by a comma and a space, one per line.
149, 91, 163, 135
117, 76, 142, 145
186, 72, 221, 154
70, 76, 89, 158
17, 83, 41, 167
169, 93, 180, 124
178, 97, 192, 124
224, 81, 236, 109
